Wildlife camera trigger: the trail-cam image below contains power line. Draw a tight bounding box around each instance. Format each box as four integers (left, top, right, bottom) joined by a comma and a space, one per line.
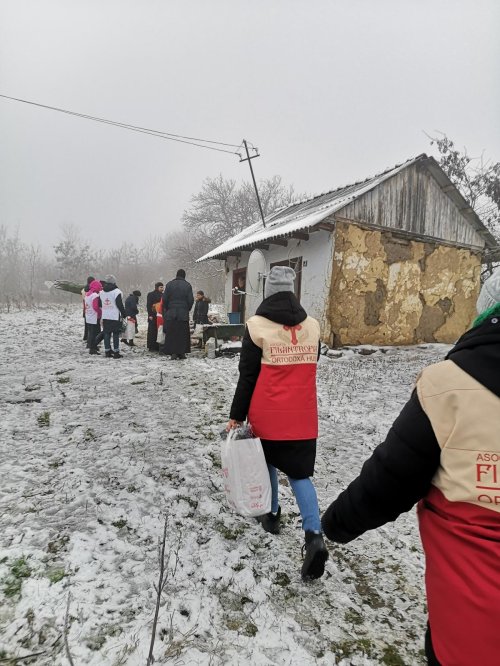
0, 93, 257, 157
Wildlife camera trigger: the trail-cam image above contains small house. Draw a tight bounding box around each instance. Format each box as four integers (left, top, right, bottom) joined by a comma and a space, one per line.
197, 155, 497, 346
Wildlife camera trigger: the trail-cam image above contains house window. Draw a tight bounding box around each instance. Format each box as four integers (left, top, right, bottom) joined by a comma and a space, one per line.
269, 257, 302, 301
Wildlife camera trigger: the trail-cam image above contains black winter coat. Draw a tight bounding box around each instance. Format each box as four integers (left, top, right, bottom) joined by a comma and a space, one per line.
146, 289, 162, 317
193, 298, 210, 324
321, 316, 500, 543
162, 278, 194, 322
125, 294, 139, 318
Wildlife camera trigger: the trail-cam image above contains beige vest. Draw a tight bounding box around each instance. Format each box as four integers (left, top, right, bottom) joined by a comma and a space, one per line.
247, 315, 320, 364
417, 360, 500, 513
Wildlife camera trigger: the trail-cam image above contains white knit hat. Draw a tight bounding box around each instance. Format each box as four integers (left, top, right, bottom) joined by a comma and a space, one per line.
477, 268, 500, 313
264, 266, 296, 299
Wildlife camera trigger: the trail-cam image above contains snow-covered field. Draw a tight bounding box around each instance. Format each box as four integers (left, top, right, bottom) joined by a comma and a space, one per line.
0, 305, 451, 666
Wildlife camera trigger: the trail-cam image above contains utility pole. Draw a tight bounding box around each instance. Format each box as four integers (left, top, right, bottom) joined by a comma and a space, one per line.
240, 139, 266, 228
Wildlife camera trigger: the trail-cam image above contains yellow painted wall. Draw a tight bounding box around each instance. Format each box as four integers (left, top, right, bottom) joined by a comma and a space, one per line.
328, 222, 481, 346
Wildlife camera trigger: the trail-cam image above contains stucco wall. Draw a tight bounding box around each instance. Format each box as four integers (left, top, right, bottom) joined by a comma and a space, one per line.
225, 230, 334, 324
328, 221, 481, 346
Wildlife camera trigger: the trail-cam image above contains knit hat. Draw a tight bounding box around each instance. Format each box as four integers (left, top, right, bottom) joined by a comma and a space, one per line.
104, 274, 117, 285
476, 269, 500, 314
264, 266, 296, 299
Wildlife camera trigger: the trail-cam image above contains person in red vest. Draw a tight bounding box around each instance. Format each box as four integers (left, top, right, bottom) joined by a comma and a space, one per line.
322, 268, 500, 665
227, 266, 328, 581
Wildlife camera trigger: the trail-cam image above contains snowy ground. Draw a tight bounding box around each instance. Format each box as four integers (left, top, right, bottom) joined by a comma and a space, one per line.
0, 305, 452, 666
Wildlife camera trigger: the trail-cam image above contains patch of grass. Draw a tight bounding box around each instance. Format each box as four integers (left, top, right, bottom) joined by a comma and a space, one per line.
177, 495, 198, 510
381, 645, 406, 665
48, 460, 64, 469
57, 376, 70, 384
131, 380, 146, 385
232, 561, 245, 572
207, 451, 221, 469
84, 428, 97, 441
25, 384, 41, 392
47, 569, 66, 584
330, 638, 375, 659
274, 572, 291, 587
37, 411, 50, 427
214, 521, 245, 541
55, 368, 73, 375
2, 557, 32, 598
344, 608, 364, 625
112, 519, 127, 529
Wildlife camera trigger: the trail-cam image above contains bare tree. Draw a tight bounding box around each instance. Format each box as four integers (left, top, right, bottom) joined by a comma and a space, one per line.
428, 133, 500, 269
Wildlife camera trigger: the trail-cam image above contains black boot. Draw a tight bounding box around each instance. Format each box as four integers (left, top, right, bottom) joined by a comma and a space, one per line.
301, 531, 328, 581
89, 348, 100, 355
256, 506, 281, 535
128, 340, 135, 347
171, 354, 178, 360
105, 350, 113, 358
113, 351, 123, 359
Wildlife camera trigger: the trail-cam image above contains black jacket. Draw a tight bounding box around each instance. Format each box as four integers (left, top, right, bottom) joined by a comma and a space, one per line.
162, 278, 194, 322
321, 316, 500, 543
124, 294, 139, 318
229, 292, 311, 422
193, 297, 210, 325
146, 289, 162, 317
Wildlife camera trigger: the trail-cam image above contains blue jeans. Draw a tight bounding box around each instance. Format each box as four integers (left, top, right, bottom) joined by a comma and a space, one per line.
267, 464, 321, 532
103, 331, 120, 352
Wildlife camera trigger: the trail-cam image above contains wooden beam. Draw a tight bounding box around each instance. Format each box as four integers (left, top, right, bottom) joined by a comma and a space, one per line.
267, 238, 288, 247
252, 244, 270, 250
315, 222, 335, 232
225, 251, 241, 257
289, 232, 309, 241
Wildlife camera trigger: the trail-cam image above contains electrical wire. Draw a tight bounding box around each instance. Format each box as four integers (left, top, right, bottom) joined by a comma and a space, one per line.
0, 93, 248, 156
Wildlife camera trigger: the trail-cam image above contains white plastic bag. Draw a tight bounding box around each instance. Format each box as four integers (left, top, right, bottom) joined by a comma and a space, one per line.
157, 328, 165, 344
125, 317, 136, 340
220, 427, 271, 517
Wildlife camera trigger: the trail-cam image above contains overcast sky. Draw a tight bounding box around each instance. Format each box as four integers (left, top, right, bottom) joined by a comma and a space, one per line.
1, 0, 499, 251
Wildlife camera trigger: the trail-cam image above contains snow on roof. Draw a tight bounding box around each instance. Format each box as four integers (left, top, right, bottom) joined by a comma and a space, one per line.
197, 154, 497, 261
197, 155, 426, 261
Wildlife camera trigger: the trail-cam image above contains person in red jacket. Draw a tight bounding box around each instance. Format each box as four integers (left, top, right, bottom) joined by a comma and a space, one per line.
227, 266, 328, 581
321, 268, 500, 665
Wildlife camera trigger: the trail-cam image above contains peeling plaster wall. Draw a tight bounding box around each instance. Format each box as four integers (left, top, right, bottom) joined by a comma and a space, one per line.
329, 222, 481, 346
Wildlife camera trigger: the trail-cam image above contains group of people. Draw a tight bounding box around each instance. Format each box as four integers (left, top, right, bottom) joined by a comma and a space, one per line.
225, 265, 500, 666
82, 269, 211, 360
80, 262, 499, 664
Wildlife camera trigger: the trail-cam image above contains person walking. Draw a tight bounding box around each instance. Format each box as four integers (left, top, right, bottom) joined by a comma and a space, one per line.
146, 282, 164, 351
123, 290, 141, 346
193, 290, 211, 325
226, 266, 328, 581
321, 269, 500, 665
95, 275, 127, 358
161, 269, 194, 360
84, 279, 102, 355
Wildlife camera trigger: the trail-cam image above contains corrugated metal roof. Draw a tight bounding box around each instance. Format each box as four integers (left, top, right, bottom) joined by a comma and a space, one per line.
197, 154, 496, 261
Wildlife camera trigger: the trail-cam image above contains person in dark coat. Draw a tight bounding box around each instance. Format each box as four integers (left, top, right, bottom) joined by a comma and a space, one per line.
193, 290, 211, 325
146, 282, 164, 351
321, 268, 500, 666
161, 269, 194, 360
94, 275, 127, 358
226, 266, 328, 581
123, 290, 141, 346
